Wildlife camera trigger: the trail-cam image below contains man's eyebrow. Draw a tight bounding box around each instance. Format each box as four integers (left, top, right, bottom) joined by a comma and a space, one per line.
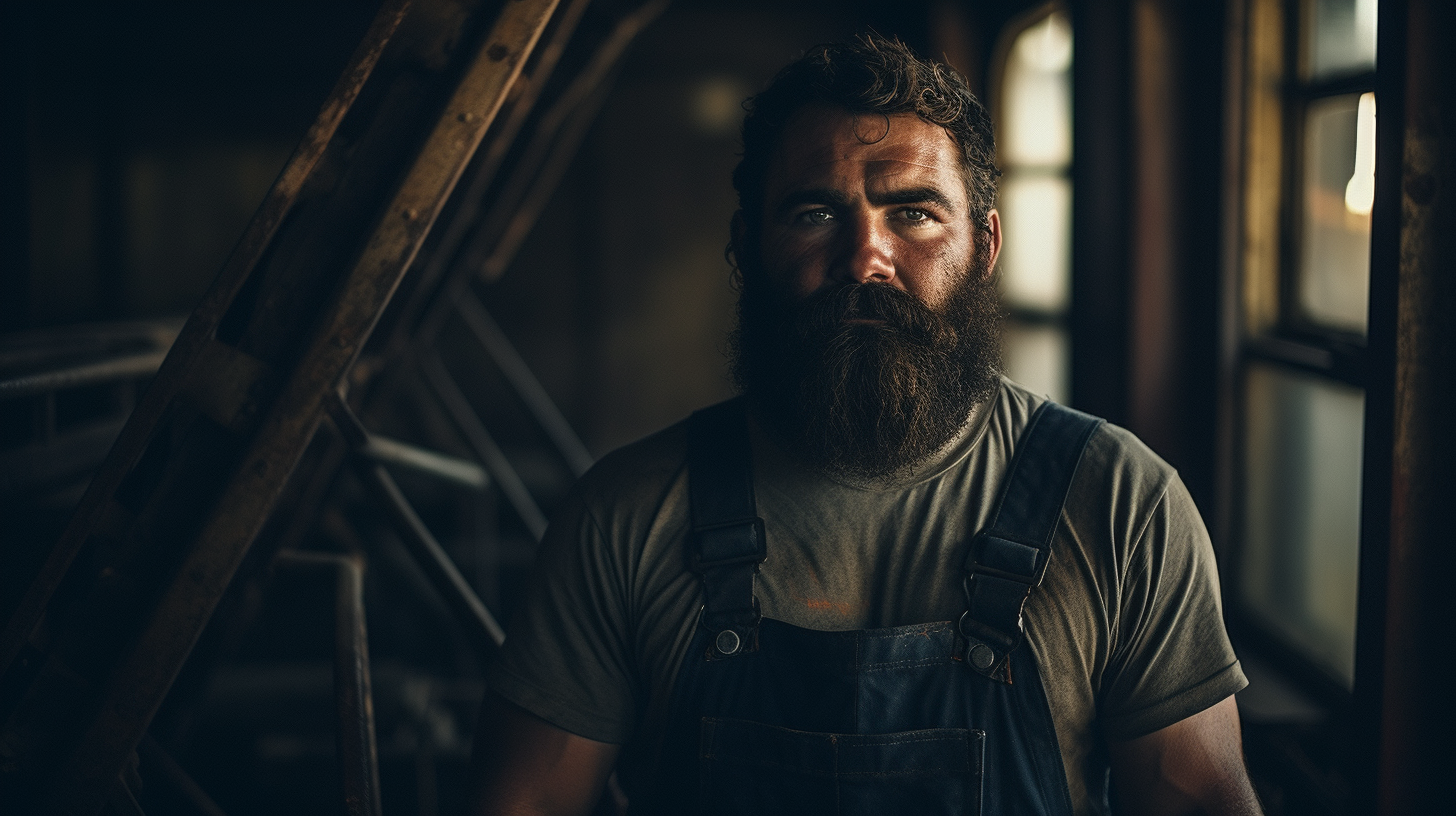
773, 186, 959, 215
774, 188, 855, 214
869, 186, 958, 211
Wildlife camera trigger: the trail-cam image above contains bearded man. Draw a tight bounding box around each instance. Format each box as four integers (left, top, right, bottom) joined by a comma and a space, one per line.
469, 34, 1261, 816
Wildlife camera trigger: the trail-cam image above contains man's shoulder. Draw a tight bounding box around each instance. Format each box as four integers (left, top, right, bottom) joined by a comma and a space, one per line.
1080, 415, 1178, 504
570, 404, 717, 517
994, 378, 1177, 504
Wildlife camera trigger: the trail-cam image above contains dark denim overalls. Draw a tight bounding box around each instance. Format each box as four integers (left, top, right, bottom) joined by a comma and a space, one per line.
631, 399, 1103, 815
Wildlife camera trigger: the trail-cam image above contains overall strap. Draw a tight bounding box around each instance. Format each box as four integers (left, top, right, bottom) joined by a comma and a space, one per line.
686, 399, 767, 658
960, 401, 1103, 681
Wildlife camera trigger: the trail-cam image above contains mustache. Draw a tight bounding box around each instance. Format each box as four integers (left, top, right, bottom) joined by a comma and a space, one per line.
789, 282, 950, 345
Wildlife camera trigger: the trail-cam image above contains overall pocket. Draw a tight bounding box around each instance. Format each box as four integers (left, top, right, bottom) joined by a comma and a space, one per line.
698, 718, 985, 816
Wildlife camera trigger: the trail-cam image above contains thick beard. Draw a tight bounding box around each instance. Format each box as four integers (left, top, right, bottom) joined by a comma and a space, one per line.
731, 244, 1002, 481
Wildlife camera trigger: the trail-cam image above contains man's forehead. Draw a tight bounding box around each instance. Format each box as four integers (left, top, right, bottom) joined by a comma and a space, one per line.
764, 104, 964, 199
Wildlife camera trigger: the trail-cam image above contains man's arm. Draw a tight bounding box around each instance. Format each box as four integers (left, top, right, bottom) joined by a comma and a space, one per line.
1109, 695, 1263, 816
467, 692, 621, 816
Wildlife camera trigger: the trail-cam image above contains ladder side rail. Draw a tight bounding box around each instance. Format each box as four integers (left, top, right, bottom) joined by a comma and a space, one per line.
389, 0, 597, 349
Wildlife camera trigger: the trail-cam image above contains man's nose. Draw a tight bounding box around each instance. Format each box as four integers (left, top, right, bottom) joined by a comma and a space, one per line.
837, 214, 896, 285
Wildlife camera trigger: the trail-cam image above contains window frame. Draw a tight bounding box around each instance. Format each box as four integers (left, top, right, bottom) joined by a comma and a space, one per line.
1275, 0, 1376, 354
1224, 0, 1380, 713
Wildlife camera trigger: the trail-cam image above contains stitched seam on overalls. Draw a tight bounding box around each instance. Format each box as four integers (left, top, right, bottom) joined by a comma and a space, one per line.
860, 657, 950, 672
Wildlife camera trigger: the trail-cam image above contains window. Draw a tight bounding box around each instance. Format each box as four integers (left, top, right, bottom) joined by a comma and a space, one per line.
994, 8, 1072, 404
1231, 0, 1377, 695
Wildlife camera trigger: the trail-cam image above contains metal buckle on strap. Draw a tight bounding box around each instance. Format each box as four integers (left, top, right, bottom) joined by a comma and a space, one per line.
959, 537, 1046, 683
966, 533, 1051, 587
963, 559, 1045, 587
690, 517, 767, 573
959, 575, 1034, 643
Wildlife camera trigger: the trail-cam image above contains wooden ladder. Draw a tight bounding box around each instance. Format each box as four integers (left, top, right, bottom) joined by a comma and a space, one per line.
0, 1, 574, 811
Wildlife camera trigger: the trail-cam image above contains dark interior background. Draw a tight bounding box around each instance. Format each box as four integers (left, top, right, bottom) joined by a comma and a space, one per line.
0, 1, 1380, 814
4, 0, 1049, 455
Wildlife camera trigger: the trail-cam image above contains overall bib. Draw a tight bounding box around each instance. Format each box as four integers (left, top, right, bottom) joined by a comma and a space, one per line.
632, 399, 1103, 816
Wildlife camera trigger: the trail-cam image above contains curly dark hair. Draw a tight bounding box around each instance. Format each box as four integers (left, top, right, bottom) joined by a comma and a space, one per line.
732, 33, 1000, 233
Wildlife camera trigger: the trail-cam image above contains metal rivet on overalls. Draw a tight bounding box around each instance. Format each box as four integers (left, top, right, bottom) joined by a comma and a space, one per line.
715, 629, 741, 656
969, 643, 996, 670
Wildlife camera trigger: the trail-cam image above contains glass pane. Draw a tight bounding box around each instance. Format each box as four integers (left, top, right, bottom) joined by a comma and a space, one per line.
998, 172, 1071, 313
1298, 93, 1372, 333
1000, 12, 1072, 168
1002, 321, 1069, 404
1306, 0, 1378, 80
1240, 363, 1364, 686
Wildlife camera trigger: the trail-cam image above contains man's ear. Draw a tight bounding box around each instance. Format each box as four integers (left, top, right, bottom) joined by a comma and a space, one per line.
982, 209, 1003, 278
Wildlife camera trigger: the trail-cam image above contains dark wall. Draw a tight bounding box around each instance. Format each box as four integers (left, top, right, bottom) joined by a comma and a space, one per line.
4, 1, 375, 332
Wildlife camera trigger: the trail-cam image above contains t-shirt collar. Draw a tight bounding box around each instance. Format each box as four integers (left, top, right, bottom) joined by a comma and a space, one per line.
745, 379, 1003, 492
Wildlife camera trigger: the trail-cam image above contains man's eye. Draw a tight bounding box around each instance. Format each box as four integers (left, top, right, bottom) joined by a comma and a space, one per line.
901, 208, 930, 223
797, 209, 835, 225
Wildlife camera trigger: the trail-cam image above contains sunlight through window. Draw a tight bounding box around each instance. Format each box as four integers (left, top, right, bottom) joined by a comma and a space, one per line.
997, 9, 1073, 404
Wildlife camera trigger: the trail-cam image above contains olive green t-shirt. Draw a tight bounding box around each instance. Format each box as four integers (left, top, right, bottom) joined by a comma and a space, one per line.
486, 379, 1246, 814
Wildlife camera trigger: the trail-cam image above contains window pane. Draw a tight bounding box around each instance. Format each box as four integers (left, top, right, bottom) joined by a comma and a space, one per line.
1000, 12, 1072, 168
1306, 0, 1377, 80
1002, 321, 1068, 404
1240, 363, 1363, 686
998, 172, 1071, 313
1298, 93, 1372, 333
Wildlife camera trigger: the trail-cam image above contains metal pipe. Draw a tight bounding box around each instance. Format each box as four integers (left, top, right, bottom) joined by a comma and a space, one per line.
0, 351, 167, 400
454, 292, 593, 477
357, 460, 507, 652
418, 354, 549, 539
473, 71, 615, 283
326, 393, 507, 652
361, 432, 491, 491
274, 551, 382, 816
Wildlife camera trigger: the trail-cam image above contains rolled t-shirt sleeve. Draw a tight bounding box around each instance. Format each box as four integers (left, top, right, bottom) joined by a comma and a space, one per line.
484, 476, 639, 744
1099, 474, 1247, 740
